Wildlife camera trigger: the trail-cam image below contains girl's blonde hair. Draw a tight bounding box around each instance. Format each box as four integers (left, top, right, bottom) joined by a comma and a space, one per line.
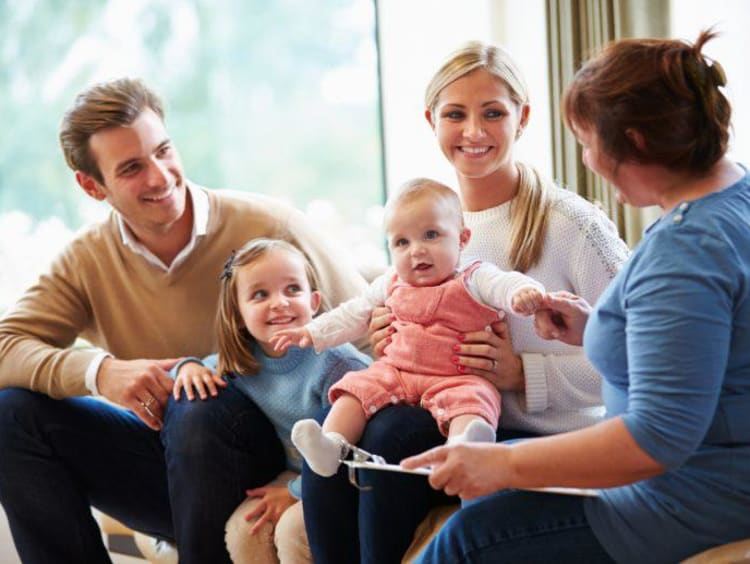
215, 238, 319, 377
425, 41, 553, 272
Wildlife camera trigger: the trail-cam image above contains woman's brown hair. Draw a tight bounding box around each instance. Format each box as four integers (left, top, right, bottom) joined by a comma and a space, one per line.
215, 238, 319, 377
563, 29, 731, 173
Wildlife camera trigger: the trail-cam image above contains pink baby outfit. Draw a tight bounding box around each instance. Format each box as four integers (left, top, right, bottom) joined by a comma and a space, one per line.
329, 262, 502, 434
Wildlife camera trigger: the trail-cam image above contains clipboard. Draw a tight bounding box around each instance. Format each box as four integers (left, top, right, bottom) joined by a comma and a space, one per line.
342, 459, 600, 497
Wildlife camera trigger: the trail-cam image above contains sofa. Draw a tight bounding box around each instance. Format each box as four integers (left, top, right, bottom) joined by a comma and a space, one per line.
98, 504, 750, 564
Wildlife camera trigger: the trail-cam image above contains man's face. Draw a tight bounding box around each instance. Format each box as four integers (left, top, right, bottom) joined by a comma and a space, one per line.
79, 108, 187, 240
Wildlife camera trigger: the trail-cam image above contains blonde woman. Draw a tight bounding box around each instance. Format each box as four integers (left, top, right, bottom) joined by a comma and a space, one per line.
301, 42, 629, 563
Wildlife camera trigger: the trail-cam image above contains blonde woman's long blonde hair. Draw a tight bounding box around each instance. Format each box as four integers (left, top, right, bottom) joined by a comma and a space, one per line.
425, 41, 553, 272
215, 238, 319, 377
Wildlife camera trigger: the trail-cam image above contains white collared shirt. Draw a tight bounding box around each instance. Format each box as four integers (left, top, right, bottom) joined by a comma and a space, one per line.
116, 183, 210, 272
85, 183, 209, 394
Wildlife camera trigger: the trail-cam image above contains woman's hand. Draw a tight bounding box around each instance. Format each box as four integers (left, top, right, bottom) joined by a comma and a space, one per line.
243, 485, 296, 535
454, 319, 525, 392
401, 442, 511, 500
173, 361, 227, 401
368, 305, 394, 358
534, 291, 592, 346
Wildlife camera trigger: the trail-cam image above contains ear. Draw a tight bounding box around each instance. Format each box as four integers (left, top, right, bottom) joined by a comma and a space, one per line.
309, 290, 322, 315
425, 109, 436, 132
625, 128, 646, 151
75, 170, 107, 202
459, 227, 471, 250
519, 103, 531, 129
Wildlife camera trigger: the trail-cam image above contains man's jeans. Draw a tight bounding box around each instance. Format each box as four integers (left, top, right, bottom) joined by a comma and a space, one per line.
0, 377, 285, 564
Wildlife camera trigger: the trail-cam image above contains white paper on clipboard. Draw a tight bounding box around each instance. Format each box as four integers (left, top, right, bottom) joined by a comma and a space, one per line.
342, 460, 600, 497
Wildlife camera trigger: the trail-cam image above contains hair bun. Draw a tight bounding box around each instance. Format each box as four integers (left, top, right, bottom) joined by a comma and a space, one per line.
709, 61, 727, 87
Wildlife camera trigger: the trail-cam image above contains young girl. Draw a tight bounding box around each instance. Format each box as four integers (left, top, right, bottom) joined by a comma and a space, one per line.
272, 178, 545, 477
172, 238, 370, 564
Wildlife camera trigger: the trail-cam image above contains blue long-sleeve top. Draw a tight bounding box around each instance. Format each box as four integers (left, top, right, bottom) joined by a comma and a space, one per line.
199, 344, 370, 474
583, 171, 750, 563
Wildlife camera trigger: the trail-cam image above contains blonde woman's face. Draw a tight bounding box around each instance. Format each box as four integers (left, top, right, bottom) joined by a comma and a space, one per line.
427, 69, 526, 182
235, 249, 320, 357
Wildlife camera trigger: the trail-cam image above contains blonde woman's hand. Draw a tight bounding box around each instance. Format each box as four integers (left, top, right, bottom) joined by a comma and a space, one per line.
243, 485, 297, 535
453, 319, 524, 392
173, 361, 227, 401
401, 441, 511, 500
534, 291, 592, 346
368, 305, 394, 358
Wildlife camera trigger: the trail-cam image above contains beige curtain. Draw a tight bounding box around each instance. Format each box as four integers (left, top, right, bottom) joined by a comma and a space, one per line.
547, 0, 669, 246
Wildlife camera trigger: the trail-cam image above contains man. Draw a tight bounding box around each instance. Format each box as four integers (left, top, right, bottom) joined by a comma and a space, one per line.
0, 78, 367, 563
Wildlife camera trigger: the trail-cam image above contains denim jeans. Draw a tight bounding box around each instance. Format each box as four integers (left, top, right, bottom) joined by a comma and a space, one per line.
415, 490, 615, 564
0, 378, 285, 564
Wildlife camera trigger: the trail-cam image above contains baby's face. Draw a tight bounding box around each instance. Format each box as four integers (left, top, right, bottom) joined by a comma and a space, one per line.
385, 197, 467, 287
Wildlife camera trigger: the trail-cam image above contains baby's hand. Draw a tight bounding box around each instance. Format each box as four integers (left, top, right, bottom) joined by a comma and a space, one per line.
270, 327, 313, 352
511, 287, 544, 316
173, 361, 227, 401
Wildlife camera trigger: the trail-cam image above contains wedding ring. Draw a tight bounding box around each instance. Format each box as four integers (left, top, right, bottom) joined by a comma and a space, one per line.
140, 396, 156, 419
491, 360, 497, 370
140, 402, 156, 419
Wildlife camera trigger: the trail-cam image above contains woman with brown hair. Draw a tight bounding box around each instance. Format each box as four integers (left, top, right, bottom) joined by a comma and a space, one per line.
403, 29, 750, 563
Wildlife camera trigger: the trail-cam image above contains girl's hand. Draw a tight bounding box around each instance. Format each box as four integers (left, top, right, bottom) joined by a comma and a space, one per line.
453, 319, 525, 392
173, 361, 227, 401
368, 306, 394, 358
534, 291, 592, 346
243, 485, 296, 535
401, 442, 511, 500
270, 328, 313, 352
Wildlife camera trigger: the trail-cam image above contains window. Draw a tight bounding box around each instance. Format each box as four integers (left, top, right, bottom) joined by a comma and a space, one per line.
670, 0, 750, 163
0, 0, 383, 310
377, 0, 552, 195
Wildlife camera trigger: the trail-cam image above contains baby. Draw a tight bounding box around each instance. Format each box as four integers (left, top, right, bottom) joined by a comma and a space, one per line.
272, 178, 544, 476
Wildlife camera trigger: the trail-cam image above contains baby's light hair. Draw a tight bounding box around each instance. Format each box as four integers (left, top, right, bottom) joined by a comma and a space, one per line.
385, 177, 464, 233
215, 238, 319, 376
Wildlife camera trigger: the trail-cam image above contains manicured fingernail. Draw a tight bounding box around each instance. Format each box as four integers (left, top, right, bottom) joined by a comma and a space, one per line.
451, 356, 459, 363
453, 344, 460, 352
457, 365, 466, 373
386, 337, 392, 344
457, 334, 465, 342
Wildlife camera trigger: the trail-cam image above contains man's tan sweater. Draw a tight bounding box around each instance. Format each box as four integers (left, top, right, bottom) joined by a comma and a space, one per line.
0, 188, 367, 398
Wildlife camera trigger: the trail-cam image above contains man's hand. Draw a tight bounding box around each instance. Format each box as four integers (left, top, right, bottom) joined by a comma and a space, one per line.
97, 358, 178, 430
173, 361, 227, 401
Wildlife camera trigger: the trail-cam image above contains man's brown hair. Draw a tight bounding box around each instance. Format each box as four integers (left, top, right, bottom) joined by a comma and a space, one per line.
59, 78, 165, 183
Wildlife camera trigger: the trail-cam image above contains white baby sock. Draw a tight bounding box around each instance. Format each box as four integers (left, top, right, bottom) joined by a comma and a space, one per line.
291, 419, 349, 477
448, 418, 497, 444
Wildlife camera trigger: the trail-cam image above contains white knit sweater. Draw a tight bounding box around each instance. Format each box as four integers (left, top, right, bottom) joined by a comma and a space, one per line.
463, 186, 630, 434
